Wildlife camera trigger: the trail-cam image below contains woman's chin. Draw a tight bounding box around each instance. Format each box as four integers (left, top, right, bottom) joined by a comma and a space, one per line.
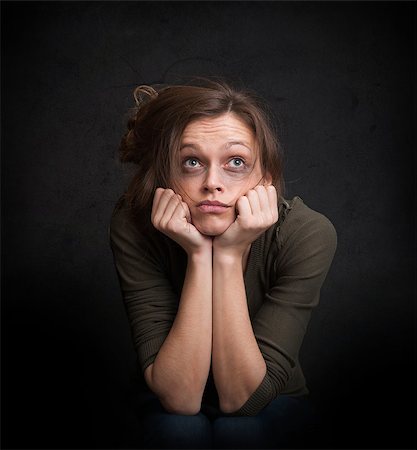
193, 218, 232, 237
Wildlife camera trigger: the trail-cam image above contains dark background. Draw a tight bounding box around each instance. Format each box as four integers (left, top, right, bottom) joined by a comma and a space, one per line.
2, 2, 415, 449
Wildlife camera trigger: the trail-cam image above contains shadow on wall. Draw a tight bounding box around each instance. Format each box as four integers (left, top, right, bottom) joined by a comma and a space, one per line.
300, 275, 415, 449
3, 268, 137, 449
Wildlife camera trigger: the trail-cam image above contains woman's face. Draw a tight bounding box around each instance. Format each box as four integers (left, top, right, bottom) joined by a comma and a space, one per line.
174, 112, 268, 236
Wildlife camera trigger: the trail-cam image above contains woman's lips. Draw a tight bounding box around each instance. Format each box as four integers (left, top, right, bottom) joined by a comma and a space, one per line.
197, 200, 231, 214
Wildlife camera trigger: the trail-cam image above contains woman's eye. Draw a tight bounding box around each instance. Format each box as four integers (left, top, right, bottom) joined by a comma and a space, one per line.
228, 158, 245, 169
183, 158, 201, 168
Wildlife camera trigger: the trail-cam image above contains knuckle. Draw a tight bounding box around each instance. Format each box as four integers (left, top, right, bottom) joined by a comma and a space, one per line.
152, 219, 161, 230
159, 219, 168, 229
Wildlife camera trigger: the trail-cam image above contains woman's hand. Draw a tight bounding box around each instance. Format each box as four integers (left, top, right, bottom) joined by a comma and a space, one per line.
213, 185, 278, 258
151, 188, 213, 256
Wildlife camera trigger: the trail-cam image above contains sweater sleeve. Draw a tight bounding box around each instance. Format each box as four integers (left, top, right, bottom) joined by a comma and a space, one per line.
234, 199, 337, 415
108, 201, 179, 373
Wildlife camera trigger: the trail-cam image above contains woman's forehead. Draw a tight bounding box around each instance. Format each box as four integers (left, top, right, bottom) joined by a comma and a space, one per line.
181, 113, 255, 148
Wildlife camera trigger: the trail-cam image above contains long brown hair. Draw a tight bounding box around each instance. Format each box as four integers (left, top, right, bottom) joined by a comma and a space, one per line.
118, 79, 285, 226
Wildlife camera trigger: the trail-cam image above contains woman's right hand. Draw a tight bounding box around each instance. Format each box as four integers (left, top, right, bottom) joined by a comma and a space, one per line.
151, 188, 212, 256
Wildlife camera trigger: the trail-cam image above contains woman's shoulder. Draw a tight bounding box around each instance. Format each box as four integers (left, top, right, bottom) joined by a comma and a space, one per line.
109, 195, 136, 237
275, 196, 337, 252
109, 194, 154, 245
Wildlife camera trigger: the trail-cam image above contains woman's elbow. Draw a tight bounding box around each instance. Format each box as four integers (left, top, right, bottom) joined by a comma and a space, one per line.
144, 364, 204, 414
219, 398, 245, 415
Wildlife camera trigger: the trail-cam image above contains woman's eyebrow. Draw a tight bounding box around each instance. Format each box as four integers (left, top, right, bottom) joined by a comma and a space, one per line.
225, 141, 252, 151
180, 143, 200, 151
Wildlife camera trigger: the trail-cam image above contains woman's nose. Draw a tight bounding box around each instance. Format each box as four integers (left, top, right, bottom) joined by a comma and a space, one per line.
202, 166, 224, 193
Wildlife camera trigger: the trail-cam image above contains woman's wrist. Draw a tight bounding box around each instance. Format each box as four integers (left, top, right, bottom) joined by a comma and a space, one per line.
213, 246, 245, 266
187, 245, 213, 262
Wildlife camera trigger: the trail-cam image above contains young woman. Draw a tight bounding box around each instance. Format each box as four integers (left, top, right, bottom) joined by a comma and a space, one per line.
109, 80, 337, 448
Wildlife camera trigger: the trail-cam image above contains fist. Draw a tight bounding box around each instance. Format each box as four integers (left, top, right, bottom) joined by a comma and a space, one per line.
151, 188, 212, 255
213, 185, 279, 256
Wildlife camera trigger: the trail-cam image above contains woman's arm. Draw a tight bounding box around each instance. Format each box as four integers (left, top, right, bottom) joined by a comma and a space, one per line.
144, 188, 213, 415
212, 251, 266, 413
145, 250, 212, 415
213, 195, 338, 416
212, 186, 278, 413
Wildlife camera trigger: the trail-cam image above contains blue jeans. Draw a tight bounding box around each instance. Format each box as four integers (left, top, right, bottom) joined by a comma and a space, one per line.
137, 393, 320, 448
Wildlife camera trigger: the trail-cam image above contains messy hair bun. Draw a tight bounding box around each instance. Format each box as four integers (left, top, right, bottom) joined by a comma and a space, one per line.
119, 85, 159, 165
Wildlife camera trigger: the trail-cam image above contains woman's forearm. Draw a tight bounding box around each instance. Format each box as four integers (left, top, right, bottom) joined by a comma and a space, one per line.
212, 250, 266, 414
146, 249, 212, 414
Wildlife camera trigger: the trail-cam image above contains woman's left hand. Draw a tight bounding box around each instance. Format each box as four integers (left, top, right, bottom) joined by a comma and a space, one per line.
213, 185, 279, 258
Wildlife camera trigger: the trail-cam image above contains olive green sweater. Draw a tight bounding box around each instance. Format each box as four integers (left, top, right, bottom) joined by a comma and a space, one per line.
109, 196, 337, 416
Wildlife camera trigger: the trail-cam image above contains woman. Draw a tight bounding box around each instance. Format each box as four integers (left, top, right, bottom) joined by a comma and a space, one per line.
109, 80, 337, 448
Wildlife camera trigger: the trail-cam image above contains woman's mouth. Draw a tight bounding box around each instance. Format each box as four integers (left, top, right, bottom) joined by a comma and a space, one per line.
196, 200, 231, 214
